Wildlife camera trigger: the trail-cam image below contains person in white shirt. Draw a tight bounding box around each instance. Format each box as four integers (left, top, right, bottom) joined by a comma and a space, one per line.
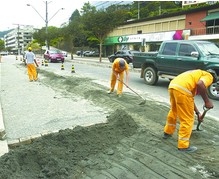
24, 47, 38, 82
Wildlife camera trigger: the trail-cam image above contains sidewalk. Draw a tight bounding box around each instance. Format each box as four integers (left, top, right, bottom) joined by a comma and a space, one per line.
0, 61, 9, 156
0, 55, 108, 157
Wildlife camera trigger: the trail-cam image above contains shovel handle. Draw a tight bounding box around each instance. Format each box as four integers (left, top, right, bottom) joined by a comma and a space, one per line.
196, 106, 211, 131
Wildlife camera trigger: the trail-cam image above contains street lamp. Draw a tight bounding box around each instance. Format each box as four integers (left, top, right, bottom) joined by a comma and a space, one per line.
27, 1, 64, 50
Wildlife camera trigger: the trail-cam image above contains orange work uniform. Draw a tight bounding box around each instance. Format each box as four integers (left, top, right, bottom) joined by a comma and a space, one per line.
109, 58, 129, 95
164, 69, 213, 149
25, 51, 38, 81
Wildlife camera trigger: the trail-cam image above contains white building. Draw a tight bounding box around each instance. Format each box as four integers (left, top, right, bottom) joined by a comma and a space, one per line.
4, 25, 37, 55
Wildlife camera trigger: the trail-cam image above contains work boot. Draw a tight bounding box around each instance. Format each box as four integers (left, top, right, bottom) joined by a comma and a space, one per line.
107, 90, 113, 94
178, 146, 197, 153
117, 94, 122, 98
163, 132, 172, 139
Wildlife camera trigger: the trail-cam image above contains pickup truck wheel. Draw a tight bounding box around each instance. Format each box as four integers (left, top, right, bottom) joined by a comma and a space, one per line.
143, 67, 158, 85
207, 82, 219, 100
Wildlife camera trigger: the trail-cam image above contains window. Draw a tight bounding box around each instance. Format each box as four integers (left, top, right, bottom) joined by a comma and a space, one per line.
162, 43, 177, 55
179, 44, 196, 56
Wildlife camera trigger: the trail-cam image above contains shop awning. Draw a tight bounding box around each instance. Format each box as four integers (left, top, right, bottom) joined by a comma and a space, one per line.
200, 12, 219, 22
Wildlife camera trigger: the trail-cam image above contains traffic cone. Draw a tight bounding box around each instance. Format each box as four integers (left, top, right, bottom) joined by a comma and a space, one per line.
71, 64, 75, 73
61, 62, 65, 70
42, 59, 44, 66
44, 59, 48, 66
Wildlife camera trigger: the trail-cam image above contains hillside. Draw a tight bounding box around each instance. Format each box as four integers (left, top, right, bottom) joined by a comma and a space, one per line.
0, 29, 12, 39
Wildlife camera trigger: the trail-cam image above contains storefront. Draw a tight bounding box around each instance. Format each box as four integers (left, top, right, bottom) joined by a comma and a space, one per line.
104, 29, 191, 55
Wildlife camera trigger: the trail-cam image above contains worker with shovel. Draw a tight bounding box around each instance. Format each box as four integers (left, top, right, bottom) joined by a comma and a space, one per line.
163, 69, 217, 153
108, 58, 129, 97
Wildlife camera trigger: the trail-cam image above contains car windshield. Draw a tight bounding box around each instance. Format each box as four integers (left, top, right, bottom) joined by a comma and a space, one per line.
50, 50, 61, 54
196, 42, 219, 55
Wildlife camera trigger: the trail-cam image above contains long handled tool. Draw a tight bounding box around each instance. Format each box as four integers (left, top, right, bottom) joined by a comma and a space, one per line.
117, 79, 146, 105
195, 106, 211, 131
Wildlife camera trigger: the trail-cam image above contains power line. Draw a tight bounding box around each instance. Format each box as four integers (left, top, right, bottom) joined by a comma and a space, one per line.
92, 1, 132, 10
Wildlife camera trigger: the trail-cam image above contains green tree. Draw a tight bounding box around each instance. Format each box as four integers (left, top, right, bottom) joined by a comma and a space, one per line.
0, 39, 5, 51
80, 2, 96, 15
33, 26, 63, 49
61, 9, 87, 59
82, 8, 130, 62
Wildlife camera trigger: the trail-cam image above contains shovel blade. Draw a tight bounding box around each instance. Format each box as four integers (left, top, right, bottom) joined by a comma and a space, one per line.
192, 125, 202, 131
138, 100, 146, 105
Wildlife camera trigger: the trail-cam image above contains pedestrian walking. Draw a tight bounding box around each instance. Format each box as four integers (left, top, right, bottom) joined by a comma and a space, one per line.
108, 58, 129, 97
24, 47, 39, 82
163, 69, 217, 152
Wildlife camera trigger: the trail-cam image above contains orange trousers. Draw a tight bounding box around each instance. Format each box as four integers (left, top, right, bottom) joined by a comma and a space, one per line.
109, 71, 125, 94
164, 89, 194, 149
27, 64, 38, 81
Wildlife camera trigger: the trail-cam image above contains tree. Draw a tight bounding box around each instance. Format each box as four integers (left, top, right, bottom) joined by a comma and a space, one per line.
82, 8, 130, 62
33, 26, 63, 49
0, 39, 5, 51
61, 9, 87, 59
69, 9, 81, 21
80, 2, 96, 15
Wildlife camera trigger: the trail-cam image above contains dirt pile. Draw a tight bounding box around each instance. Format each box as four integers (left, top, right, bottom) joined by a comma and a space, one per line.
0, 109, 138, 178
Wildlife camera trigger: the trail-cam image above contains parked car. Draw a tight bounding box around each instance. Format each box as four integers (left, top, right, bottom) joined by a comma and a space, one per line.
44, 50, 65, 63
108, 50, 139, 64
83, 51, 91, 56
76, 50, 90, 56
76, 51, 82, 56
84, 51, 100, 57
0, 51, 8, 56
62, 51, 68, 57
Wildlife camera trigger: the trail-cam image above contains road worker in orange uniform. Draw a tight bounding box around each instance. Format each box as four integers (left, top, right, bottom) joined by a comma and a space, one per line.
25, 47, 39, 82
163, 69, 217, 152
108, 58, 129, 97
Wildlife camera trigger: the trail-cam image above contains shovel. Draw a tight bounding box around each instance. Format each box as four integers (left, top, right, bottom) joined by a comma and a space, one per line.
194, 106, 211, 131
117, 78, 146, 105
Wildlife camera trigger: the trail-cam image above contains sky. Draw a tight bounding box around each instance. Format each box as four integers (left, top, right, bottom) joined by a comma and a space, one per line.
0, 0, 134, 32
0, 0, 89, 31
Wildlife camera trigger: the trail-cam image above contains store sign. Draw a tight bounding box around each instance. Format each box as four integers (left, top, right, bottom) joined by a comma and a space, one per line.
104, 30, 190, 45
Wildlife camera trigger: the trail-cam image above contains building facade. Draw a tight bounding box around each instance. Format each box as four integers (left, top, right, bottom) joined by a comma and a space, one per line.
4, 25, 36, 55
104, 4, 219, 56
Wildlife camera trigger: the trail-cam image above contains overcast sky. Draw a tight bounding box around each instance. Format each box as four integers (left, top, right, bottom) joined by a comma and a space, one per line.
0, 0, 133, 32
0, 0, 90, 31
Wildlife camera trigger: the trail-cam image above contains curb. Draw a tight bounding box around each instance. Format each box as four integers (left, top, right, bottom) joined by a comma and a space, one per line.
0, 103, 9, 157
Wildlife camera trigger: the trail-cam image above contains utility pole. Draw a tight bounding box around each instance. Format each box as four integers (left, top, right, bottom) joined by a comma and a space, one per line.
27, 1, 64, 50
45, 1, 48, 49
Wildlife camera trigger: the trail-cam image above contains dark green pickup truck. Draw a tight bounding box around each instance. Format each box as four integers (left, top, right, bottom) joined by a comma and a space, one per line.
132, 40, 219, 100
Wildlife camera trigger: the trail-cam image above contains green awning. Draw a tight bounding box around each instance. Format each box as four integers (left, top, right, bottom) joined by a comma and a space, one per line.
201, 12, 219, 22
